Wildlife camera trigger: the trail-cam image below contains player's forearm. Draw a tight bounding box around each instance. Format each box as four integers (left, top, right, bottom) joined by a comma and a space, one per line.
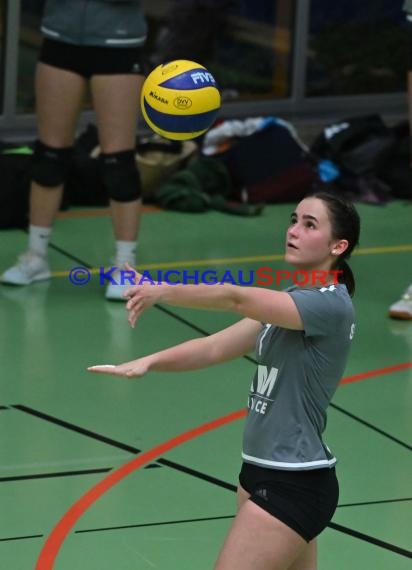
158, 283, 243, 313
148, 336, 221, 372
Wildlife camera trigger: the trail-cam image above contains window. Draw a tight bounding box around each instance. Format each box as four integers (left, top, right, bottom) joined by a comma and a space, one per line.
213, 1, 296, 101
307, 0, 410, 96
144, 0, 296, 102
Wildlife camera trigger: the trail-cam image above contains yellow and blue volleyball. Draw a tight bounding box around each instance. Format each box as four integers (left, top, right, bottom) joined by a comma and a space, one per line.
141, 60, 221, 141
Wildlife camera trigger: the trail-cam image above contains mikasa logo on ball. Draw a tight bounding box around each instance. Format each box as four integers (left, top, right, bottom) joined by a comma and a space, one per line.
149, 90, 168, 105
173, 96, 192, 109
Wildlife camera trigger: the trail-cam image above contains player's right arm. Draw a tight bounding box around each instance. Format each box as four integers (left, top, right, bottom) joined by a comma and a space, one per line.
88, 318, 261, 378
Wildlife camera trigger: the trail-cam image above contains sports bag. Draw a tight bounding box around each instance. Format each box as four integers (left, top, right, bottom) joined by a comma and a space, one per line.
203, 118, 318, 204
311, 114, 395, 176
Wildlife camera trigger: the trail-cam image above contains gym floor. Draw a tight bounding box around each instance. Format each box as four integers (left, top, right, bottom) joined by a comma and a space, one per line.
0, 199, 411, 569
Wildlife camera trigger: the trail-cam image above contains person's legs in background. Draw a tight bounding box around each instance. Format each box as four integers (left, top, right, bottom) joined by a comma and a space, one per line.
1, 62, 86, 285
91, 73, 144, 300
389, 283, 412, 319
388, 69, 412, 320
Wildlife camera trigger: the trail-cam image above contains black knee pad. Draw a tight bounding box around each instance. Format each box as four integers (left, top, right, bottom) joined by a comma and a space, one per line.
31, 140, 73, 187
99, 150, 141, 202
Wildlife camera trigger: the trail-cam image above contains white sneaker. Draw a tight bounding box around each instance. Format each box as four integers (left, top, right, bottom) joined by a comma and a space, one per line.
105, 267, 133, 301
388, 284, 412, 320
0, 252, 51, 285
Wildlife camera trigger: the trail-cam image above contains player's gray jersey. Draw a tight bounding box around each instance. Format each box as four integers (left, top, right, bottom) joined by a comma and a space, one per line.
242, 284, 355, 471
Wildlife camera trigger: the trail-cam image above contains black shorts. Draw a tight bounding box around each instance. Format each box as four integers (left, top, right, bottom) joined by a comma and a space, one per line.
39, 38, 146, 78
239, 462, 339, 542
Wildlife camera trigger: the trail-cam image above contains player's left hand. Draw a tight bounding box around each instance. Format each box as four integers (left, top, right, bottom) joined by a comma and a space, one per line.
122, 263, 161, 327
87, 356, 151, 378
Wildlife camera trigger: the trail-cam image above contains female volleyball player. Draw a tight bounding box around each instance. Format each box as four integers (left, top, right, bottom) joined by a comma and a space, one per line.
89, 192, 361, 570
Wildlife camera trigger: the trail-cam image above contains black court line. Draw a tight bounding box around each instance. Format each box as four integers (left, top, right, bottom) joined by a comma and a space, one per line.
35, 236, 94, 269
0, 467, 111, 483
155, 306, 255, 365
157, 457, 237, 492
331, 403, 412, 451
75, 514, 235, 534
155, 305, 215, 337
74, 515, 412, 559
11, 403, 412, 559
155, 306, 256, 365
0, 534, 43, 543
12, 404, 140, 454
11, 404, 234, 491
328, 522, 412, 559
338, 497, 412, 508
0, 463, 162, 484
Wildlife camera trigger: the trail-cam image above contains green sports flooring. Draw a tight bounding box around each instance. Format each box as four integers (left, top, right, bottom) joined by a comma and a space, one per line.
0, 200, 411, 569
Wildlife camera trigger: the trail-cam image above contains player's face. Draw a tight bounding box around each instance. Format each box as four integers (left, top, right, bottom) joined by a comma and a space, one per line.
285, 197, 338, 270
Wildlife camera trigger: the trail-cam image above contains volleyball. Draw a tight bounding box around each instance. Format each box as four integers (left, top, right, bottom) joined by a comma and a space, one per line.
141, 60, 221, 141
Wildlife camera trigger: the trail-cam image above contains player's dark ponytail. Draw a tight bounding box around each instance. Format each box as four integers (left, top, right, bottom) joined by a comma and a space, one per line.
312, 192, 360, 297
337, 259, 356, 297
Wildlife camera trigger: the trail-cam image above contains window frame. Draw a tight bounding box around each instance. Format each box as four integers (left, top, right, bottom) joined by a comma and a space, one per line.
0, 0, 407, 139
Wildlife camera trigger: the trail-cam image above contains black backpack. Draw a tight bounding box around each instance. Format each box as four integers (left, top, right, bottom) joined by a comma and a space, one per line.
310, 115, 395, 204
311, 114, 396, 176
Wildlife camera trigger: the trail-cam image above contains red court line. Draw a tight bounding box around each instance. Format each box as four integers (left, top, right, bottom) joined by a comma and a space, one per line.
36, 362, 412, 569
340, 362, 412, 385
